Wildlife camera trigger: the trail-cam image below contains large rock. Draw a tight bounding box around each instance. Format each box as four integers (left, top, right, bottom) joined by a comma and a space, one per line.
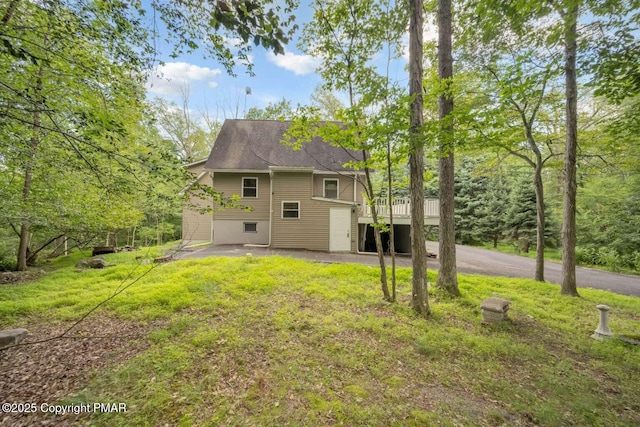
0, 328, 28, 348
76, 257, 107, 269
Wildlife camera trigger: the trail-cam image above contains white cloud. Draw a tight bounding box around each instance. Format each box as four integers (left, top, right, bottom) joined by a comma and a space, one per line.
224, 37, 243, 50
266, 50, 321, 75
146, 62, 222, 96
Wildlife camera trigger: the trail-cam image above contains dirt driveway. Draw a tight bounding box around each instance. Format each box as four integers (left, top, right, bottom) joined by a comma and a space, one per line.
181, 243, 640, 297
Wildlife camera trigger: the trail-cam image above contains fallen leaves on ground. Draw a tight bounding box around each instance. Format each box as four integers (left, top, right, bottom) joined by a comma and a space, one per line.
0, 315, 155, 427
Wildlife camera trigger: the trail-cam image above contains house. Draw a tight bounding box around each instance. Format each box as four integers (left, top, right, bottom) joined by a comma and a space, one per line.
181, 119, 439, 253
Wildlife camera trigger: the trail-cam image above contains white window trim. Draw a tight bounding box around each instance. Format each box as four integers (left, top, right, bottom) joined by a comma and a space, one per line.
323, 178, 339, 199
243, 222, 258, 233
242, 176, 258, 198
281, 201, 300, 219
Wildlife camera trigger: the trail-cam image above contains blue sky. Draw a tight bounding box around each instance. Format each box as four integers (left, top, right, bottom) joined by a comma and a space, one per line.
145, 1, 325, 118
143, 1, 418, 120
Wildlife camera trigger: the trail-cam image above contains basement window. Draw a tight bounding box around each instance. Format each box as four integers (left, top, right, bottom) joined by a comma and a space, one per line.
243, 222, 257, 233
282, 201, 300, 219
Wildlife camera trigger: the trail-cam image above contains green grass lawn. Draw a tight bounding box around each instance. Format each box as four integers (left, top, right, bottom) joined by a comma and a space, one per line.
1, 248, 639, 426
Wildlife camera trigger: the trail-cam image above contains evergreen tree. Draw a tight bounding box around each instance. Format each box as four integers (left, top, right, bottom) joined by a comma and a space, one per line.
454, 158, 487, 245
476, 176, 510, 248
505, 175, 537, 253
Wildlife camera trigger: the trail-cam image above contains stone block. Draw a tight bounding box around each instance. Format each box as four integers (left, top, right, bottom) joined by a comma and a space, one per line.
0, 328, 28, 347
480, 297, 511, 324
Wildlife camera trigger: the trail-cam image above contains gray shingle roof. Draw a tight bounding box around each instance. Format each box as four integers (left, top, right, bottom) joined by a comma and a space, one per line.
204, 119, 360, 172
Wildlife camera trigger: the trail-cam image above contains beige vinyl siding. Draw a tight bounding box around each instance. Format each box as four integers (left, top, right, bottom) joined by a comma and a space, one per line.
212, 219, 269, 245
271, 172, 329, 251
182, 164, 212, 242
313, 173, 360, 251
271, 172, 358, 252
212, 172, 270, 220
313, 173, 364, 204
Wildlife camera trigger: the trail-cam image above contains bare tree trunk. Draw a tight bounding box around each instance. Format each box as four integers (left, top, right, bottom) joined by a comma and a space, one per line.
382, 1, 396, 303
27, 233, 66, 263
409, 0, 429, 316
17, 224, 31, 271
347, 59, 390, 301
561, 4, 580, 296
364, 164, 391, 301
17, 59, 46, 271
533, 163, 545, 282
387, 143, 396, 302
438, 154, 458, 292
436, 0, 459, 296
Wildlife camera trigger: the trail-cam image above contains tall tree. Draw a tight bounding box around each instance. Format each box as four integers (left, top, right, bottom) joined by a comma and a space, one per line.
557, 1, 580, 296
1, 0, 302, 270
479, 52, 564, 281
1, 2, 198, 270
532, 0, 636, 293
290, 0, 408, 302
0, 2, 145, 270
458, 0, 638, 289
409, 0, 429, 314
457, 0, 566, 282
436, 0, 459, 296
152, 96, 217, 163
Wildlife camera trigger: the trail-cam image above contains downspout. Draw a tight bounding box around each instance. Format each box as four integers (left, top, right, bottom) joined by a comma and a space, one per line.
353, 174, 357, 202
268, 170, 273, 247
354, 174, 361, 254
210, 171, 215, 243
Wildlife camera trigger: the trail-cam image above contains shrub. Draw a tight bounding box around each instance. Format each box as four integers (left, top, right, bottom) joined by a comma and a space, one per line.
576, 245, 639, 272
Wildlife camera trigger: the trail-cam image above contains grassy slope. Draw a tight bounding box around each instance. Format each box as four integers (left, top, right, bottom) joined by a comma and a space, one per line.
1, 249, 639, 426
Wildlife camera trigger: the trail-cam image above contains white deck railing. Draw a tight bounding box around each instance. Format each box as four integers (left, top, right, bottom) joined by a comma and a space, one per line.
361, 197, 439, 218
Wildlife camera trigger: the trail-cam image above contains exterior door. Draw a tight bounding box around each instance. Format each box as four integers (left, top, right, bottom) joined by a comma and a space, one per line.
329, 208, 351, 252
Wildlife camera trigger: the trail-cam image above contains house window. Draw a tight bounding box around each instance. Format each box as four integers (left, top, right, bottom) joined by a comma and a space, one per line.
243, 222, 257, 233
323, 179, 339, 199
242, 177, 258, 198
282, 201, 300, 219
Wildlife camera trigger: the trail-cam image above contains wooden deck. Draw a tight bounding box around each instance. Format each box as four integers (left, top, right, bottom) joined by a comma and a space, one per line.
359, 197, 439, 226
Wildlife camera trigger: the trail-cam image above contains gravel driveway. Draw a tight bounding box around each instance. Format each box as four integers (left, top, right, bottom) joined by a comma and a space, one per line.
181, 243, 640, 297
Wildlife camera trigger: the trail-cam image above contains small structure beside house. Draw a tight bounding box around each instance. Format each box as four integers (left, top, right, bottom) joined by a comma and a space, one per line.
182, 119, 439, 254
